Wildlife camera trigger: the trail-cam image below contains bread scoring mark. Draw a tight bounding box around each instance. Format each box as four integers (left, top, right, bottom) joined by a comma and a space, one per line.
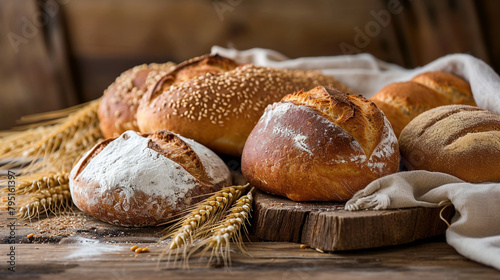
282, 86, 385, 159
411, 71, 475, 105
146, 130, 211, 185
178, 135, 232, 186
366, 117, 398, 173
415, 105, 484, 138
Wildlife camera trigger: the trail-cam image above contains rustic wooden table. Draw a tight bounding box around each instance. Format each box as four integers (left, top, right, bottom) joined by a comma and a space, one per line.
1, 206, 499, 280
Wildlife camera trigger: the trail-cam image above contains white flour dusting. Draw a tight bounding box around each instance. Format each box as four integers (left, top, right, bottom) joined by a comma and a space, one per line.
257, 102, 398, 175
293, 134, 312, 155
61, 237, 124, 261
367, 117, 397, 173
259, 102, 295, 133
70, 131, 199, 210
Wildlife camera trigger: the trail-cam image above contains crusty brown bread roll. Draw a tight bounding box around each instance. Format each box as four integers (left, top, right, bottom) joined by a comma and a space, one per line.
136, 54, 351, 156
370, 71, 476, 137
241, 86, 400, 202
399, 105, 500, 183
69, 130, 232, 227
98, 62, 176, 138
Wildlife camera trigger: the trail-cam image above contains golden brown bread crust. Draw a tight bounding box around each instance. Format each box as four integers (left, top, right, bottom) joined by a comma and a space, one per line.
370, 71, 476, 137
399, 105, 500, 183
411, 72, 476, 105
370, 81, 450, 137
69, 130, 232, 227
136, 54, 351, 156
98, 62, 176, 138
241, 86, 400, 202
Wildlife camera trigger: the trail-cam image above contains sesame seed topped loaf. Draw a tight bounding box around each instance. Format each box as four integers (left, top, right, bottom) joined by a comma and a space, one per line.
98, 62, 176, 138
241, 86, 400, 202
136, 54, 351, 156
69, 130, 232, 227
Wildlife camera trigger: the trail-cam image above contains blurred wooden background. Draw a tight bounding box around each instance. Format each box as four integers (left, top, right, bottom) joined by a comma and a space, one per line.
1, 0, 499, 130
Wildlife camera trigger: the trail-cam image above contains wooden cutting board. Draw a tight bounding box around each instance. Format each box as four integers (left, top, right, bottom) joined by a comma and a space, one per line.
251, 190, 453, 252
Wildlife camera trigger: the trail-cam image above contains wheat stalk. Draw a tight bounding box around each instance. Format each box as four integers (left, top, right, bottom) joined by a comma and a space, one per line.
20, 100, 100, 161
161, 187, 255, 269
0, 100, 102, 220
12, 172, 69, 195
17, 183, 72, 220
197, 188, 254, 267
161, 184, 249, 257
0, 100, 100, 160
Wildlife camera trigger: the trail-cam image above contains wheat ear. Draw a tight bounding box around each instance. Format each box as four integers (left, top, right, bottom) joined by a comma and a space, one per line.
158, 184, 249, 268
0, 101, 101, 220
0, 99, 101, 173
194, 188, 254, 267
12, 172, 70, 195
17, 183, 72, 220
163, 184, 249, 250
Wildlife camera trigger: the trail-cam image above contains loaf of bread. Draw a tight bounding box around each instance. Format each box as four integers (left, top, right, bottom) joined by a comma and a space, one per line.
370, 71, 476, 137
98, 62, 176, 138
69, 130, 232, 227
399, 105, 500, 183
136, 54, 351, 156
241, 86, 400, 202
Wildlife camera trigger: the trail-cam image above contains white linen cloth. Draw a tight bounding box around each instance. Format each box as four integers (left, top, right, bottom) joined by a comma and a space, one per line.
211, 46, 500, 270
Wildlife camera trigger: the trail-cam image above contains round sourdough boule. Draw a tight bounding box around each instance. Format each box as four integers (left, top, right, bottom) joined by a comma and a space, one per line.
136, 54, 351, 156
98, 62, 176, 138
399, 105, 500, 183
241, 86, 400, 202
69, 130, 232, 227
370, 71, 476, 137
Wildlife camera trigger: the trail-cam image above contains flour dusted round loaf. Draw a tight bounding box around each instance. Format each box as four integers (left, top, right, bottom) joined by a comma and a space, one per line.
69, 130, 232, 227
399, 105, 500, 183
241, 86, 400, 202
98, 62, 176, 138
136, 54, 351, 156
370, 71, 476, 137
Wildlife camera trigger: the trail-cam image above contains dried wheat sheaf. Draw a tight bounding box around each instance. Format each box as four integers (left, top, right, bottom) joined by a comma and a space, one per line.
160, 185, 254, 268
0, 100, 102, 220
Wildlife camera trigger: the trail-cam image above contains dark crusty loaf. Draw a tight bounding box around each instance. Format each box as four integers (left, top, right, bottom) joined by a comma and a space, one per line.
241, 86, 400, 202
136, 54, 351, 156
98, 62, 176, 138
399, 105, 500, 182
370, 71, 476, 137
69, 130, 232, 227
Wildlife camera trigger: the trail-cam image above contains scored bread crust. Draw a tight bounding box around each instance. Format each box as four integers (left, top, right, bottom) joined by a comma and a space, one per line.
136, 54, 351, 156
370, 71, 476, 137
69, 130, 232, 227
98, 62, 176, 138
241, 86, 400, 202
399, 105, 500, 183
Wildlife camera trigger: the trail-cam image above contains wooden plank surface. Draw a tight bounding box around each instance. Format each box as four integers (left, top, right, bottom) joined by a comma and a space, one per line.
1, 198, 499, 278
252, 190, 452, 251
1, 237, 499, 279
